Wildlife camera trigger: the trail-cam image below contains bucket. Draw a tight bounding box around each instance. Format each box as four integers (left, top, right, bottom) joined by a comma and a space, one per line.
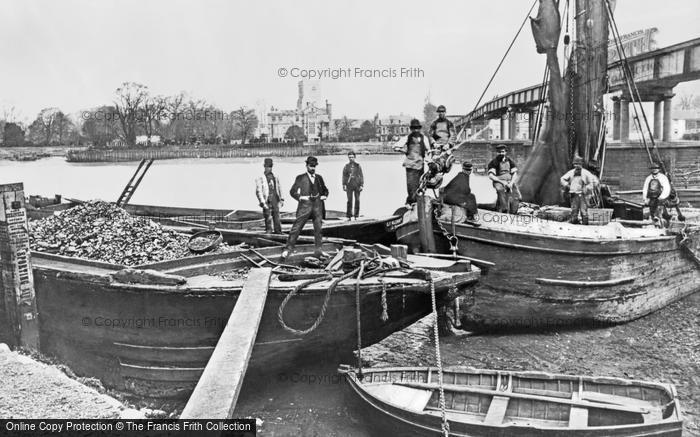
587, 208, 613, 226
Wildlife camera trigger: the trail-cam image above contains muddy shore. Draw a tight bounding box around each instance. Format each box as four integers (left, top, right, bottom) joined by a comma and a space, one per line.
232, 292, 700, 436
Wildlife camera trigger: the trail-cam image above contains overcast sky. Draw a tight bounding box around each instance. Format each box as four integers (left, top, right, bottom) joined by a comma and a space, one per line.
1, 0, 698, 123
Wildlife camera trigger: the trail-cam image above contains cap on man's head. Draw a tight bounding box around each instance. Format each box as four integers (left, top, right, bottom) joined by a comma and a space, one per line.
462, 161, 473, 170
409, 119, 422, 129
649, 161, 661, 169
347, 151, 356, 157
436, 105, 446, 113
495, 144, 507, 151
306, 156, 319, 166
263, 158, 273, 167
572, 156, 584, 165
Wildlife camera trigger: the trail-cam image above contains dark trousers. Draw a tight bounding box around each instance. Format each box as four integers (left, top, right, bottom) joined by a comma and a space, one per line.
570, 193, 589, 224
405, 168, 424, 205
648, 198, 668, 225
493, 182, 521, 214
262, 201, 281, 233
346, 187, 361, 218
285, 200, 323, 251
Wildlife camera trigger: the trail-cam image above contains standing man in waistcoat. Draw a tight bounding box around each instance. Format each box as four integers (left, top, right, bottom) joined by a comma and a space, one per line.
342, 151, 364, 220
255, 158, 284, 233
392, 119, 432, 206
429, 105, 456, 150
487, 144, 520, 213
642, 161, 671, 227
281, 156, 329, 260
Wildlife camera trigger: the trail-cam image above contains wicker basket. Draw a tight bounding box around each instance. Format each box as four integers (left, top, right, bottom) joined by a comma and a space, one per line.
587, 208, 613, 226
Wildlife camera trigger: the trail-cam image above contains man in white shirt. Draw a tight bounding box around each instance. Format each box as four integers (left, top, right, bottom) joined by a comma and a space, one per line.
560, 156, 598, 225
642, 161, 671, 227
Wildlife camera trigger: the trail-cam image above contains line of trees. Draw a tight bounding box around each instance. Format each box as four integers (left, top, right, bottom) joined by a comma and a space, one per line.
1, 82, 259, 148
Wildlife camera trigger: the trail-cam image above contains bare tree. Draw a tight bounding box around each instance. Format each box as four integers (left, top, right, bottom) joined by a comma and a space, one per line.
231, 107, 258, 144
141, 94, 168, 145
114, 82, 148, 146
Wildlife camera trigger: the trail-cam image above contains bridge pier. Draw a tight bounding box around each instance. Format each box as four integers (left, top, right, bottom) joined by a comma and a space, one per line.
663, 94, 674, 142
653, 100, 663, 140
508, 109, 517, 140
612, 98, 621, 140
500, 116, 506, 140
620, 97, 630, 141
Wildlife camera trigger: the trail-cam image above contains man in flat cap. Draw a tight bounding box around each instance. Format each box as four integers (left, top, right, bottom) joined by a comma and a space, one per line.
442, 161, 477, 220
642, 161, 671, 227
429, 105, 456, 150
392, 119, 433, 206
282, 156, 329, 259
560, 156, 598, 225
255, 157, 284, 233
487, 144, 520, 213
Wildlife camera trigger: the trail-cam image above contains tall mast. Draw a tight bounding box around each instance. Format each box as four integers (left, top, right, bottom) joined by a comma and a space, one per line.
572, 0, 609, 163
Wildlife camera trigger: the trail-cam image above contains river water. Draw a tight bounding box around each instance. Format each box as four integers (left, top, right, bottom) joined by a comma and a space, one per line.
0, 154, 496, 214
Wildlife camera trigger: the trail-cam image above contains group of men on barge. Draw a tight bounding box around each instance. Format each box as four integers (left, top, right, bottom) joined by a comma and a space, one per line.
255, 105, 677, 260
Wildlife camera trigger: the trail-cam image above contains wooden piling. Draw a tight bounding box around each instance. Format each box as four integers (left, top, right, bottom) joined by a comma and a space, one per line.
180, 267, 272, 419
416, 195, 437, 253
0, 183, 40, 350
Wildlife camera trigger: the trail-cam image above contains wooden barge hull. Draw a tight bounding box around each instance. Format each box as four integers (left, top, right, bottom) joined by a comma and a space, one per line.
396, 219, 700, 332
342, 367, 683, 436
30, 245, 478, 398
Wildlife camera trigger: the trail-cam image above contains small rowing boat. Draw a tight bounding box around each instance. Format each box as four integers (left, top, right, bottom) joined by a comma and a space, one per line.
340, 366, 683, 436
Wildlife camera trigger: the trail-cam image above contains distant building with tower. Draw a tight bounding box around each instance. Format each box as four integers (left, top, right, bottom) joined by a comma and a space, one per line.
267, 80, 333, 142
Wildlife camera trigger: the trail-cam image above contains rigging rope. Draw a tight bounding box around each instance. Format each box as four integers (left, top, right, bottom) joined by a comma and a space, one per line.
456, 0, 538, 141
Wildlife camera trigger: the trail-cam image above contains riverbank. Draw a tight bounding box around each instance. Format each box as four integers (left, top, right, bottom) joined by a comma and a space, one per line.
0, 344, 147, 419
65, 142, 395, 162
0, 146, 85, 161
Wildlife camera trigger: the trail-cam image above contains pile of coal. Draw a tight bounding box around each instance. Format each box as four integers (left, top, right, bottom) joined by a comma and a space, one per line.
29, 201, 193, 265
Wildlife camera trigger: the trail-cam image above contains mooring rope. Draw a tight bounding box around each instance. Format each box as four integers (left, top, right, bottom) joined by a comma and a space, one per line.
355, 260, 366, 380
428, 273, 450, 437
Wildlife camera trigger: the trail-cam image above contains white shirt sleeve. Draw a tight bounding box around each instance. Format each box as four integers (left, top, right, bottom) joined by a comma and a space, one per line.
660, 174, 671, 199
392, 135, 408, 152
642, 175, 652, 199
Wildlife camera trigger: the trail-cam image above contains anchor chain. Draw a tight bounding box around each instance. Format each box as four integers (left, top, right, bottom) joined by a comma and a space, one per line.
433, 201, 460, 257
428, 273, 450, 437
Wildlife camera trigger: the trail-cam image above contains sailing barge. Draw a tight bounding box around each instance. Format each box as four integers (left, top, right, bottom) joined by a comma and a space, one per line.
28, 242, 479, 398
341, 366, 683, 436
396, 206, 700, 331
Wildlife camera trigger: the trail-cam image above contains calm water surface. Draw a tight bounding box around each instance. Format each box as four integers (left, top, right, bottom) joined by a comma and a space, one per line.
0, 154, 496, 214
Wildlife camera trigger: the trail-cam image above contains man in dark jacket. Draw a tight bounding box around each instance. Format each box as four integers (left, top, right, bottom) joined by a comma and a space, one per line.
342, 151, 364, 220
281, 156, 329, 259
442, 161, 477, 219
487, 144, 520, 213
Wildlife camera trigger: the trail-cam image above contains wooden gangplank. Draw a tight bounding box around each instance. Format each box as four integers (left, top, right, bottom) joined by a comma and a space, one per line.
180, 267, 272, 419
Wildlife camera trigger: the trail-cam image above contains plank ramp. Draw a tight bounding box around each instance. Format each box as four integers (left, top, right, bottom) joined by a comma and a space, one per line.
180, 267, 272, 419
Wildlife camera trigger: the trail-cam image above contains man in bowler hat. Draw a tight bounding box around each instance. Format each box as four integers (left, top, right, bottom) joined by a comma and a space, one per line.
255, 157, 284, 233
282, 156, 329, 259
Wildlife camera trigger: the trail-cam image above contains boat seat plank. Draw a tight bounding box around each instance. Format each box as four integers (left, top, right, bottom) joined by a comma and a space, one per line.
364, 384, 433, 413
180, 267, 272, 419
484, 396, 510, 425
581, 391, 658, 409
569, 406, 589, 428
